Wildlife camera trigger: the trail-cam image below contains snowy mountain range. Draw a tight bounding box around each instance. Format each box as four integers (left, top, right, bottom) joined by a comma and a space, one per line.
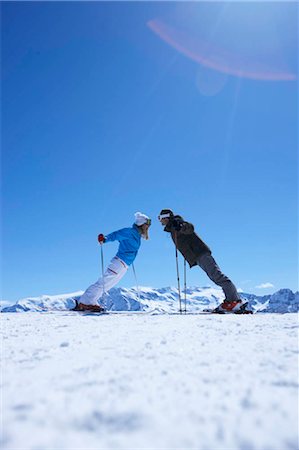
1, 286, 298, 313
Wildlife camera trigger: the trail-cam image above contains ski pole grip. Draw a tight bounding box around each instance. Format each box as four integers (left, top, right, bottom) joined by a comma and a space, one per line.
98, 233, 105, 243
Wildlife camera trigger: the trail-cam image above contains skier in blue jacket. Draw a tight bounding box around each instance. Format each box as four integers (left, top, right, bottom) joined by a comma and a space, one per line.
73, 212, 151, 312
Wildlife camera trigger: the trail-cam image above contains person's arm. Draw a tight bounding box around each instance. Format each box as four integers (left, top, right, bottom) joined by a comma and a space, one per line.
105, 227, 132, 243
169, 217, 194, 234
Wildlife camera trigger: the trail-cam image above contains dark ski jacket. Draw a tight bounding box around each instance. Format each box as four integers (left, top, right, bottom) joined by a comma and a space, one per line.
164, 215, 211, 268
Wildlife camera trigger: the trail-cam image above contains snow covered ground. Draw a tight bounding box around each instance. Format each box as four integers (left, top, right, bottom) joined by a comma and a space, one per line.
1, 310, 298, 450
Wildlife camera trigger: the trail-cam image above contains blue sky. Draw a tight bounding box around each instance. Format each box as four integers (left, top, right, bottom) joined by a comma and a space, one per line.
1, 1, 298, 301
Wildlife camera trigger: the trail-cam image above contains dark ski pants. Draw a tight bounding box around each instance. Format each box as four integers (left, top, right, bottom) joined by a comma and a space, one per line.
197, 253, 240, 301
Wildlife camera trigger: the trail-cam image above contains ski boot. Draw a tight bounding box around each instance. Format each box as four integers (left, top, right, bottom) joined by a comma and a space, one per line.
71, 300, 105, 313
213, 299, 253, 314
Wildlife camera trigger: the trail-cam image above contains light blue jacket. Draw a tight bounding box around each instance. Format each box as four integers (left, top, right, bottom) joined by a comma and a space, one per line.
104, 224, 141, 266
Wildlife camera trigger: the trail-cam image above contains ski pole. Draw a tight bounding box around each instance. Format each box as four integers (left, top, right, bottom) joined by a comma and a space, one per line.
132, 262, 141, 302
184, 258, 187, 313
100, 243, 106, 309
174, 237, 182, 314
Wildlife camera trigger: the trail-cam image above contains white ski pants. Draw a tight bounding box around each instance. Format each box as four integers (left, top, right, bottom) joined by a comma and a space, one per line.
79, 256, 128, 306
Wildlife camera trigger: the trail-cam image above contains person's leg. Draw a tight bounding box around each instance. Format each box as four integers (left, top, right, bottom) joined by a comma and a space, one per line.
97, 257, 128, 307
79, 257, 128, 306
197, 253, 240, 301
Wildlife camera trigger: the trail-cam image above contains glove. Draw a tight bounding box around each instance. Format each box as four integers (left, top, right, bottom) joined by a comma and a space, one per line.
171, 219, 182, 231
98, 233, 105, 243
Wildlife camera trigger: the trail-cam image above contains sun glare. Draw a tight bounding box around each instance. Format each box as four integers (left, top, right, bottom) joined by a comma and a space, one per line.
148, 2, 297, 81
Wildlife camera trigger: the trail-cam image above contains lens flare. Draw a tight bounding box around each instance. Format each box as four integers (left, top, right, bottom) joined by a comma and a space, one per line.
147, 3, 297, 82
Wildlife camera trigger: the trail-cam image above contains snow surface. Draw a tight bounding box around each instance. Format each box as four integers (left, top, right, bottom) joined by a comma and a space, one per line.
1, 310, 298, 449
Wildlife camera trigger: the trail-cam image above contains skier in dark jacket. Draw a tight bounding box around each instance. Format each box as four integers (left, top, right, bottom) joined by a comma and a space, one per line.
158, 209, 248, 313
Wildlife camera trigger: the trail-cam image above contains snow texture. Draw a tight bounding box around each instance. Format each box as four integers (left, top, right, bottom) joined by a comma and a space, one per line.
1, 287, 298, 449
1, 311, 298, 450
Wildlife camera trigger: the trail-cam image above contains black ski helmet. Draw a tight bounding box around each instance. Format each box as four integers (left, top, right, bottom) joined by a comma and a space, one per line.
158, 209, 174, 220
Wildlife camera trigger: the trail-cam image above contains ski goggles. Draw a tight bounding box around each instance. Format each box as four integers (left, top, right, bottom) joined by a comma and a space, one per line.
158, 213, 171, 221
144, 218, 151, 226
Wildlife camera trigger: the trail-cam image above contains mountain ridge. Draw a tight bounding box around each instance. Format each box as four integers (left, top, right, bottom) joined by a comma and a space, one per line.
1, 286, 298, 313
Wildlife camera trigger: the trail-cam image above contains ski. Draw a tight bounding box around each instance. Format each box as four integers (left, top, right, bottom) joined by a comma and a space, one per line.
39, 309, 255, 316
204, 311, 253, 314
203, 302, 253, 314
68, 310, 254, 316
